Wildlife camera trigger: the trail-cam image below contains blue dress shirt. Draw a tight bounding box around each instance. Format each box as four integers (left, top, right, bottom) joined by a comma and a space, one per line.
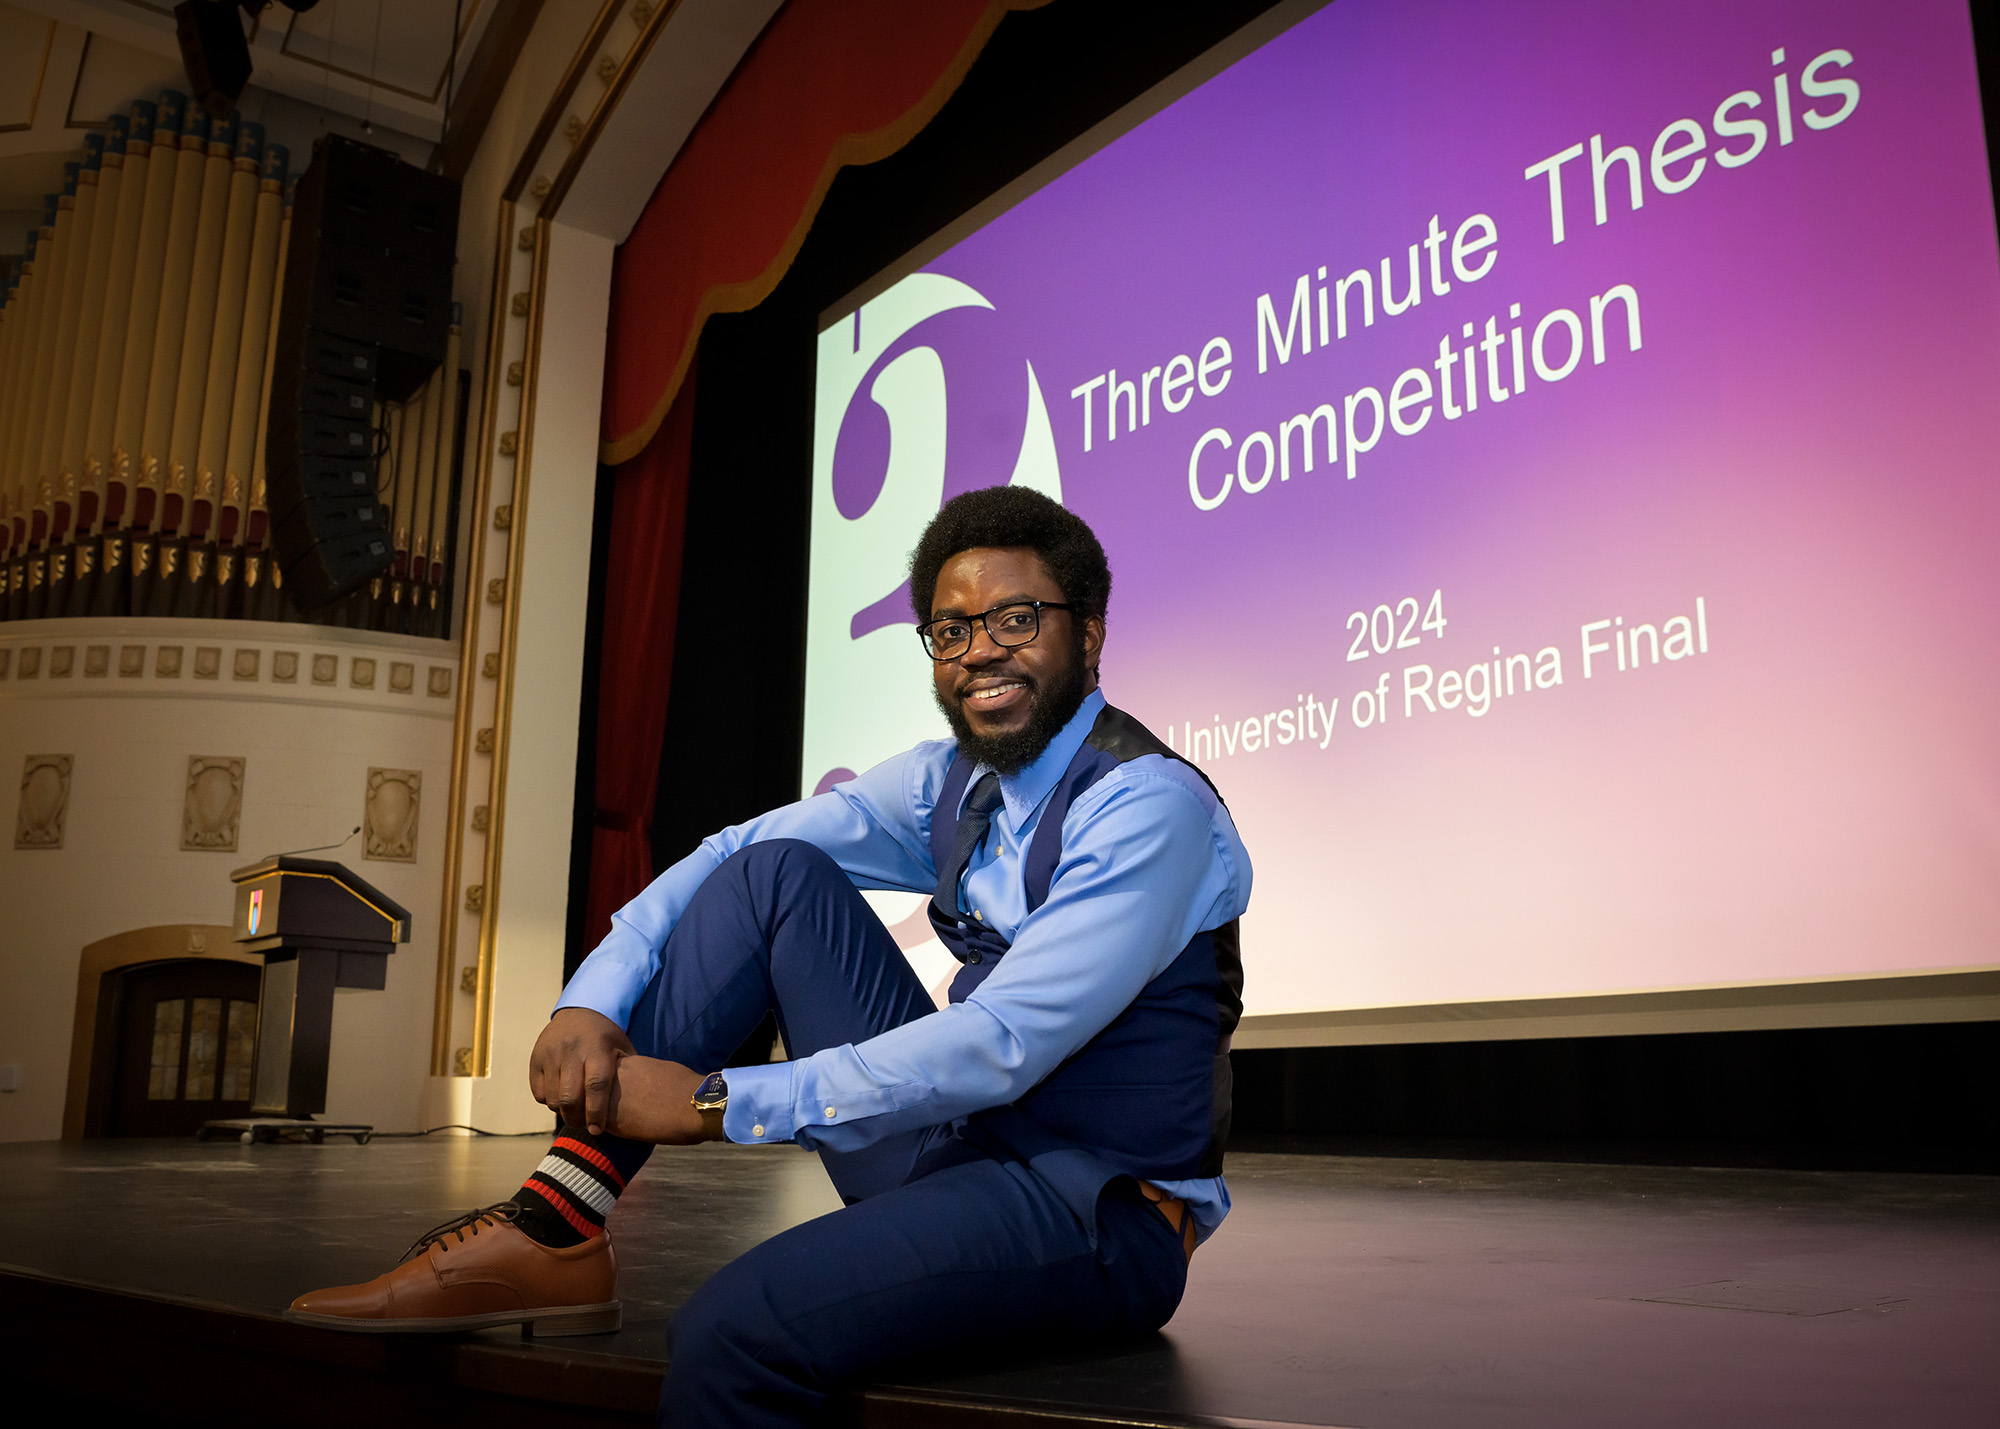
558, 687, 1253, 1240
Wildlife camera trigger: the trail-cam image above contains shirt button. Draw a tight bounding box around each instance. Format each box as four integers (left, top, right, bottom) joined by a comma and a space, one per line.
825, 1106, 837, 1118
752, 1124, 765, 1138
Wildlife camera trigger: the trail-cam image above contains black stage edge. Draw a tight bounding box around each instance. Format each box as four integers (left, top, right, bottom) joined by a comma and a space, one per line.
1232, 1020, 2000, 1176
8, 1136, 1998, 1426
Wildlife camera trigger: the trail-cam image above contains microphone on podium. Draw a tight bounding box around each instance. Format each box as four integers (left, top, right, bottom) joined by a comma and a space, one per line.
265, 825, 361, 860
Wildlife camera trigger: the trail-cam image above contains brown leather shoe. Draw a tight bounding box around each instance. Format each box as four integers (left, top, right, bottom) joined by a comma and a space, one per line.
285, 1203, 620, 1336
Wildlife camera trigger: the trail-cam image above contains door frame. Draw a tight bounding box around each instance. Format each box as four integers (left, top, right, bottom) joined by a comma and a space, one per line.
62, 926, 260, 1140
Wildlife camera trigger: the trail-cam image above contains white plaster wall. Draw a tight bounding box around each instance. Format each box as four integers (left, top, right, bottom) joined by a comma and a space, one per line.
469, 221, 611, 1135
0, 617, 456, 1142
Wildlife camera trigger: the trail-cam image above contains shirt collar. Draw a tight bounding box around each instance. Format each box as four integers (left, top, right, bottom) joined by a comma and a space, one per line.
968, 686, 1105, 827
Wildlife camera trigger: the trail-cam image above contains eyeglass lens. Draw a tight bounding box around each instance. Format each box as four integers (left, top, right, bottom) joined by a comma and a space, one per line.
923, 604, 1043, 659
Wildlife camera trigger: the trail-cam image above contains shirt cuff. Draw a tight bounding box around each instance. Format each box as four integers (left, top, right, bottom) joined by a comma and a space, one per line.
553, 960, 643, 1030
719, 1061, 798, 1145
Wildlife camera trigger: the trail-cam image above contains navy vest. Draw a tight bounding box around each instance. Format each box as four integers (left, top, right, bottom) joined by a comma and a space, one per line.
927, 703, 1244, 1185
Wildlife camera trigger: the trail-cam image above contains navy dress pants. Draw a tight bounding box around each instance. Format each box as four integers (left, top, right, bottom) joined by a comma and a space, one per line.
622, 840, 1189, 1428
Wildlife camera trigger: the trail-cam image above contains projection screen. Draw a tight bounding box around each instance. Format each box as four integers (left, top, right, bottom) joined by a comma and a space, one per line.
802, 0, 2000, 1045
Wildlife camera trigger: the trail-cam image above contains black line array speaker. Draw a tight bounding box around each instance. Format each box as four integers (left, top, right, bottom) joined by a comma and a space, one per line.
266, 135, 459, 609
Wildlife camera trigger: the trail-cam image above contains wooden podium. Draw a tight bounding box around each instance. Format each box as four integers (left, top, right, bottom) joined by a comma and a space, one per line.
202, 856, 409, 1143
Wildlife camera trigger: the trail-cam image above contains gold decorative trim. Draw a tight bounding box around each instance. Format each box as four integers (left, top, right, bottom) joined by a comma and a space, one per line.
236, 867, 405, 939
430, 0, 638, 1075
503, 0, 628, 204
426, 0, 795, 1075
470, 213, 553, 1078
539, 0, 686, 218
432, 198, 519, 1074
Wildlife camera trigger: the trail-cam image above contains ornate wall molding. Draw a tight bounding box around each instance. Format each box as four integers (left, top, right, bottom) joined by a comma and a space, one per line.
364, 767, 421, 863
431, 1, 639, 1078
15, 753, 73, 850
181, 755, 245, 852
0, 619, 457, 719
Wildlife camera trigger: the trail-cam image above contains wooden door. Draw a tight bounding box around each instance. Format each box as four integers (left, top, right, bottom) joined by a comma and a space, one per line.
109, 959, 262, 1136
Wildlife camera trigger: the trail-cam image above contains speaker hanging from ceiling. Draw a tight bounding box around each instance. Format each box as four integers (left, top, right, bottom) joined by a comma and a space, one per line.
174, 2, 324, 119
264, 135, 459, 610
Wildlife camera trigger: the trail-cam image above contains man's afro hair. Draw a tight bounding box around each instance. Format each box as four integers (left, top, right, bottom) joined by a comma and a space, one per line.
907, 486, 1111, 622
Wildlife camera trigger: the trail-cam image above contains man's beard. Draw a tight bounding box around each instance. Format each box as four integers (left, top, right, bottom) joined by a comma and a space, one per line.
933, 628, 1091, 776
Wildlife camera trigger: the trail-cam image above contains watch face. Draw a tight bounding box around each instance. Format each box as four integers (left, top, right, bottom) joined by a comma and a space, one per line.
693, 1071, 728, 1108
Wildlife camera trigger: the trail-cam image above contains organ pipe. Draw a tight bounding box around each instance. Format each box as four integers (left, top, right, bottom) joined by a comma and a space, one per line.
0, 94, 460, 631
194, 122, 262, 539
222, 144, 287, 556
84, 104, 153, 537
113, 96, 181, 534
410, 364, 445, 614
0, 229, 37, 560
166, 111, 239, 549
427, 320, 463, 611
138, 106, 210, 541
41, 143, 103, 560
245, 180, 292, 621
393, 386, 428, 604
16, 173, 75, 568
61, 124, 125, 543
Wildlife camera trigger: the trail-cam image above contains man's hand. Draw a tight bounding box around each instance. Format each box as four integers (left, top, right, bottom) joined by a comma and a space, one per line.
528, 1007, 635, 1135
603, 1056, 712, 1144
528, 1010, 722, 1144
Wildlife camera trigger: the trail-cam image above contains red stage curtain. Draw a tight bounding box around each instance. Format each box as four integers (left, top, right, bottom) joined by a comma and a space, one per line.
598, 0, 1047, 465
583, 1, 1041, 943
584, 370, 695, 950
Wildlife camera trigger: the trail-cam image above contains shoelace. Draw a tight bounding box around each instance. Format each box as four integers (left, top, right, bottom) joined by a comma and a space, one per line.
399, 1200, 522, 1263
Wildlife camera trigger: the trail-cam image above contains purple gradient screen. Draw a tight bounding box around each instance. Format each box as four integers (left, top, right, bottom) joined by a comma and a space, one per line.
811, 0, 2000, 1017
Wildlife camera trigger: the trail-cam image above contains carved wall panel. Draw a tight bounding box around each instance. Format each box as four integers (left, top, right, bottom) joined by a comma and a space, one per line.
16, 755, 73, 851
182, 757, 246, 853
364, 768, 421, 863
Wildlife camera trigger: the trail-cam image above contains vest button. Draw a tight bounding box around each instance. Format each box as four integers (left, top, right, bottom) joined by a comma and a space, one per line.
967, 953, 981, 964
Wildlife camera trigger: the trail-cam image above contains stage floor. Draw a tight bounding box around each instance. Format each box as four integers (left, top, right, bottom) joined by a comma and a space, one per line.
3, 1135, 1996, 1426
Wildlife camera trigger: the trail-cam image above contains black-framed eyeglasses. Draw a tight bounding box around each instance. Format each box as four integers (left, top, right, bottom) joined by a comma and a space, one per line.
917, 601, 1076, 661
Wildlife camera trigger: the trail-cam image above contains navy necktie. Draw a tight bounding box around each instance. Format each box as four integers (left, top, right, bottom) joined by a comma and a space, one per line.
933, 772, 1005, 922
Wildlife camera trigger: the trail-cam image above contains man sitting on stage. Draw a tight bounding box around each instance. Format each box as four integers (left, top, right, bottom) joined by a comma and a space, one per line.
289, 485, 1250, 1427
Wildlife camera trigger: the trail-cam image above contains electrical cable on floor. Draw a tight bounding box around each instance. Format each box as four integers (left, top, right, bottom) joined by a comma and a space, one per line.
370, 1124, 549, 1138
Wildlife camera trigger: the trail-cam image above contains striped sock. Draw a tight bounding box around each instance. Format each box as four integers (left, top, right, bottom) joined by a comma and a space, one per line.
512, 1130, 654, 1247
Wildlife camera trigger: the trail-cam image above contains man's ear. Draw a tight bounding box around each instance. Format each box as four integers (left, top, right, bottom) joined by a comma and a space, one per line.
1083, 613, 1106, 675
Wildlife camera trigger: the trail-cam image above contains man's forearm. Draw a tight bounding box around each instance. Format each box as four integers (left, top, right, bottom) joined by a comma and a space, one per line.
602, 1055, 724, 1145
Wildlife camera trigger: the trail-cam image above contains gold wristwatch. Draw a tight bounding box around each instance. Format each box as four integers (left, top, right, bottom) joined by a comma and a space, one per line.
691, 1071, 728, 1137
